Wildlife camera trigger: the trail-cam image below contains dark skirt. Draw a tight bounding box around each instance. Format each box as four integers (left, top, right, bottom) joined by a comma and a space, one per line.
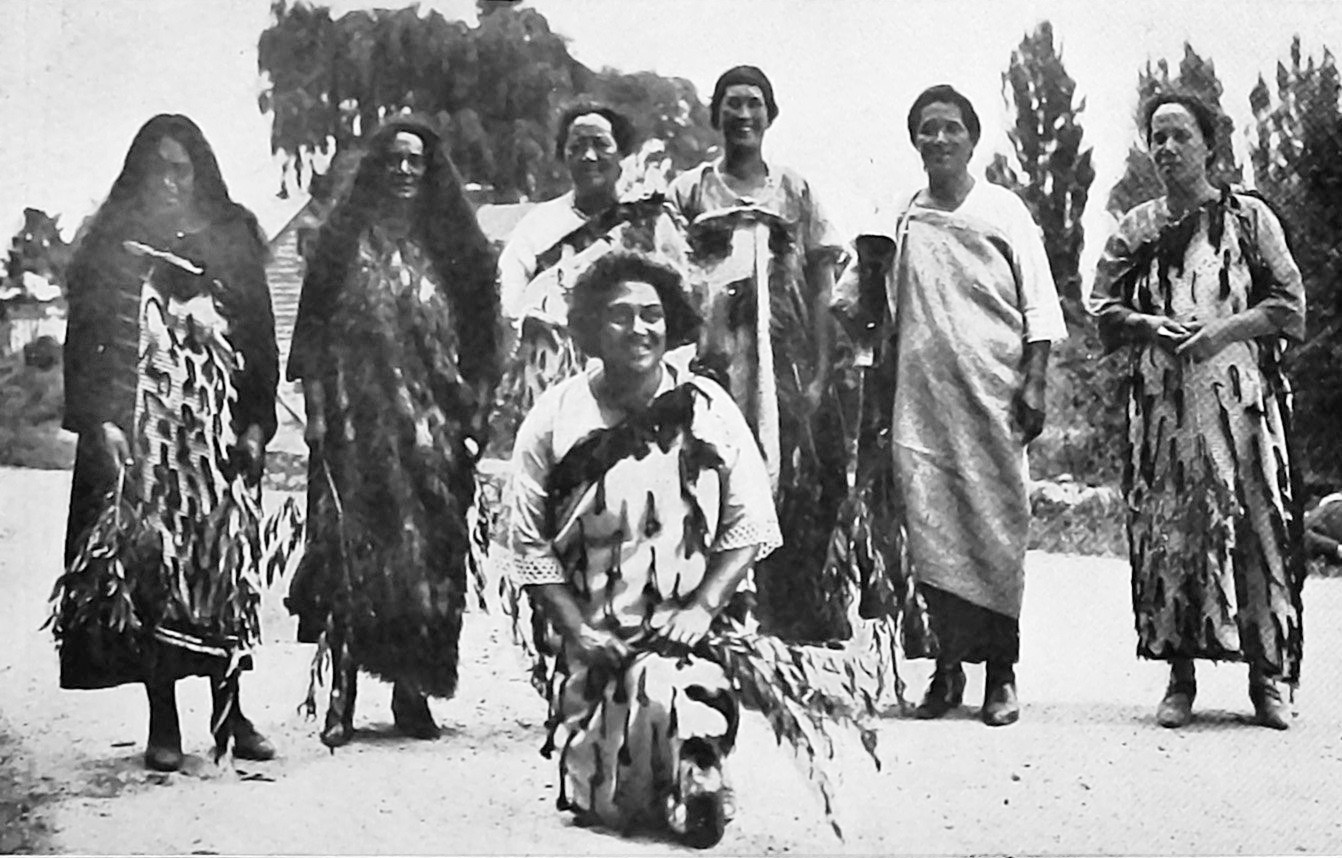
917, 582, 1020, 665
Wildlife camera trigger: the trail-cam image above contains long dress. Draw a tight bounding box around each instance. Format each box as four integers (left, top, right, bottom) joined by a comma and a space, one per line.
54, 213, 279, 690
834, 182, 1067, 664
285, 226, 482, 698
507, 362, 781, 833
1090, 190, 1306, 683
492, 191, 689, 450
670, 160, 849, 642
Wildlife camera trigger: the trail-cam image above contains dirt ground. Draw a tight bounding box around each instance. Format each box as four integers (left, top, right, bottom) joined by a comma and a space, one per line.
4, 465, 1342, 856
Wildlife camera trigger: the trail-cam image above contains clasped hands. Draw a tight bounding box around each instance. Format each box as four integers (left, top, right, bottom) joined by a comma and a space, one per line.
1141, 314, 1235, 362
568, 601, 717, 669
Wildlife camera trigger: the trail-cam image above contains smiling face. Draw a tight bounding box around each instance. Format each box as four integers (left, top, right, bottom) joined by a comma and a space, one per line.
384, 131, 428, 201
1148, 104, 1211, 191
718, 83, 771, 150
564, 113, 622, 198
145, 136, 195, 212
597, 279, 666, 375
915, 101, 974, 183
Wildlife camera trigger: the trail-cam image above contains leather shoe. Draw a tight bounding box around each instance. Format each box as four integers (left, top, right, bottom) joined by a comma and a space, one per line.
232, 719, 277, 760
392, 682, 441, 740
981, 680, 1020, 727
144, 743, 183, 772
1156, 680, 1196, 728
914, 664, 966, 719
1250, 681, 1290, 731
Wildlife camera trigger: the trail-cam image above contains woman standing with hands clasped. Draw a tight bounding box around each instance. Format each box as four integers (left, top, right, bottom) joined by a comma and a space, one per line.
1091, 93, 1307, 730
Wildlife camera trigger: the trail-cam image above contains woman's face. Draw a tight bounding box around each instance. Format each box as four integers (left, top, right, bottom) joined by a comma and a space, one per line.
718, 83, 770, 150
598, 279, 666, 375
384, 131, 428, 200
146, 136, 195, 212
915, 101, 974, 183
1149, 104, 1210, 190
564, 113, 621, 198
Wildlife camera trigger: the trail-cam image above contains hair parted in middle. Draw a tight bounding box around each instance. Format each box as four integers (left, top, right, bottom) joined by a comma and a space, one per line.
1141, 91, 1220, 166
567, 250, 701, 358
298, 113, 501, 388
554, 101, 638, 160
907, 84, 982, 145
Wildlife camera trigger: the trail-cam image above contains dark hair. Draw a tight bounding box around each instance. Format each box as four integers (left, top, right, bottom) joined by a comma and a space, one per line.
568, 251, 700, 358
554, 101, 637, 160
709, 65, 779, 130
907, 84, 981, 145
302, 114, 500, 388
1142, 92, 1218, 165
77, 113, 264, 255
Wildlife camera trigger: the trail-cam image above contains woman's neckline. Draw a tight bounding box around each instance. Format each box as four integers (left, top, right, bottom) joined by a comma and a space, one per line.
713, 158, 774, 199
589, 362, 675, 414
915, 177, 976, 213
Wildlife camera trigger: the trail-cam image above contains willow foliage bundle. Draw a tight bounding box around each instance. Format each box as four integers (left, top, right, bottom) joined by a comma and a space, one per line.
48, 471, 304, 657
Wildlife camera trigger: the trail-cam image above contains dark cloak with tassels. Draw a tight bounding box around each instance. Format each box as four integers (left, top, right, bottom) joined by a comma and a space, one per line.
56, 211, 278, 690
285, 227, 486, 697
1091, 190, 1307, 683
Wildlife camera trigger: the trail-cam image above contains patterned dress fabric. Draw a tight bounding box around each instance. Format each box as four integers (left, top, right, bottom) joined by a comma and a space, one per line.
507, 363, 780, 833
670, 161, 849, 642
286, 227, 479, 698
1091, 191, 1307, 682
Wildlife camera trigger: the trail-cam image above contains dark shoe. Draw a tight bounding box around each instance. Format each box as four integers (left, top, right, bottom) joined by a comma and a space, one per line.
981, 680, 1020, 727
232, 718, 277, 761
681, 792, 727, 849
914, 664, 966, 719
391, 682, 440, 740
144, 743, 184, 772
1250, 681, 1291, 731
1156, 680, 1196, 728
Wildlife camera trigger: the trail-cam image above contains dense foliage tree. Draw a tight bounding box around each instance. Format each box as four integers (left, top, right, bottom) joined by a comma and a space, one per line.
1106, 43, 1242, 217
1250, 37, 1342, 485
256, 1, 717, 202
985, 20, 1095, 321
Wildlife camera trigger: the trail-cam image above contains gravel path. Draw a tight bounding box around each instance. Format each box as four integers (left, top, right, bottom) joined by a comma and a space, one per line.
3, 466, 1341, 855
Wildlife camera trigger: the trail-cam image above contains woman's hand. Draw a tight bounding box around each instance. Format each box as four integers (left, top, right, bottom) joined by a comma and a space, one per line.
99, 421, 132, 470
304, 414, 327, 451
1012, 382, 1046, 444
1176, 318, 1235, 362
569, 624, 630, 669
1140, 314, 1199, 355
802, 376, 827, 417
235, 424, 265, 484
649, 602, 715, 649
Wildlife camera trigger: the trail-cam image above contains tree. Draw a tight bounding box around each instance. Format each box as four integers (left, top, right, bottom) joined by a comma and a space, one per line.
985, 20, 1095, 320
978, 22, 1122, 486
1106, 43, 1242, 217
256, 1, 716, 202
1250, 36, 1342, 485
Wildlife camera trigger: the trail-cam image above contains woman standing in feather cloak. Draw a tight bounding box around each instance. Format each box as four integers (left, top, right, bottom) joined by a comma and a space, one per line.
1091, 93, 1307, 731
53, 114, 280, 771
285, 116, 501, 746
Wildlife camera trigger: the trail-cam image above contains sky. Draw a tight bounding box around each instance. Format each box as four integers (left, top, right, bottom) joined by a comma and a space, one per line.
2, 0, 1341, 274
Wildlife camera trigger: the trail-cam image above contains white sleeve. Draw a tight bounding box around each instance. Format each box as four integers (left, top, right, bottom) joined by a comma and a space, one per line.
1011, 197, 1068, 343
